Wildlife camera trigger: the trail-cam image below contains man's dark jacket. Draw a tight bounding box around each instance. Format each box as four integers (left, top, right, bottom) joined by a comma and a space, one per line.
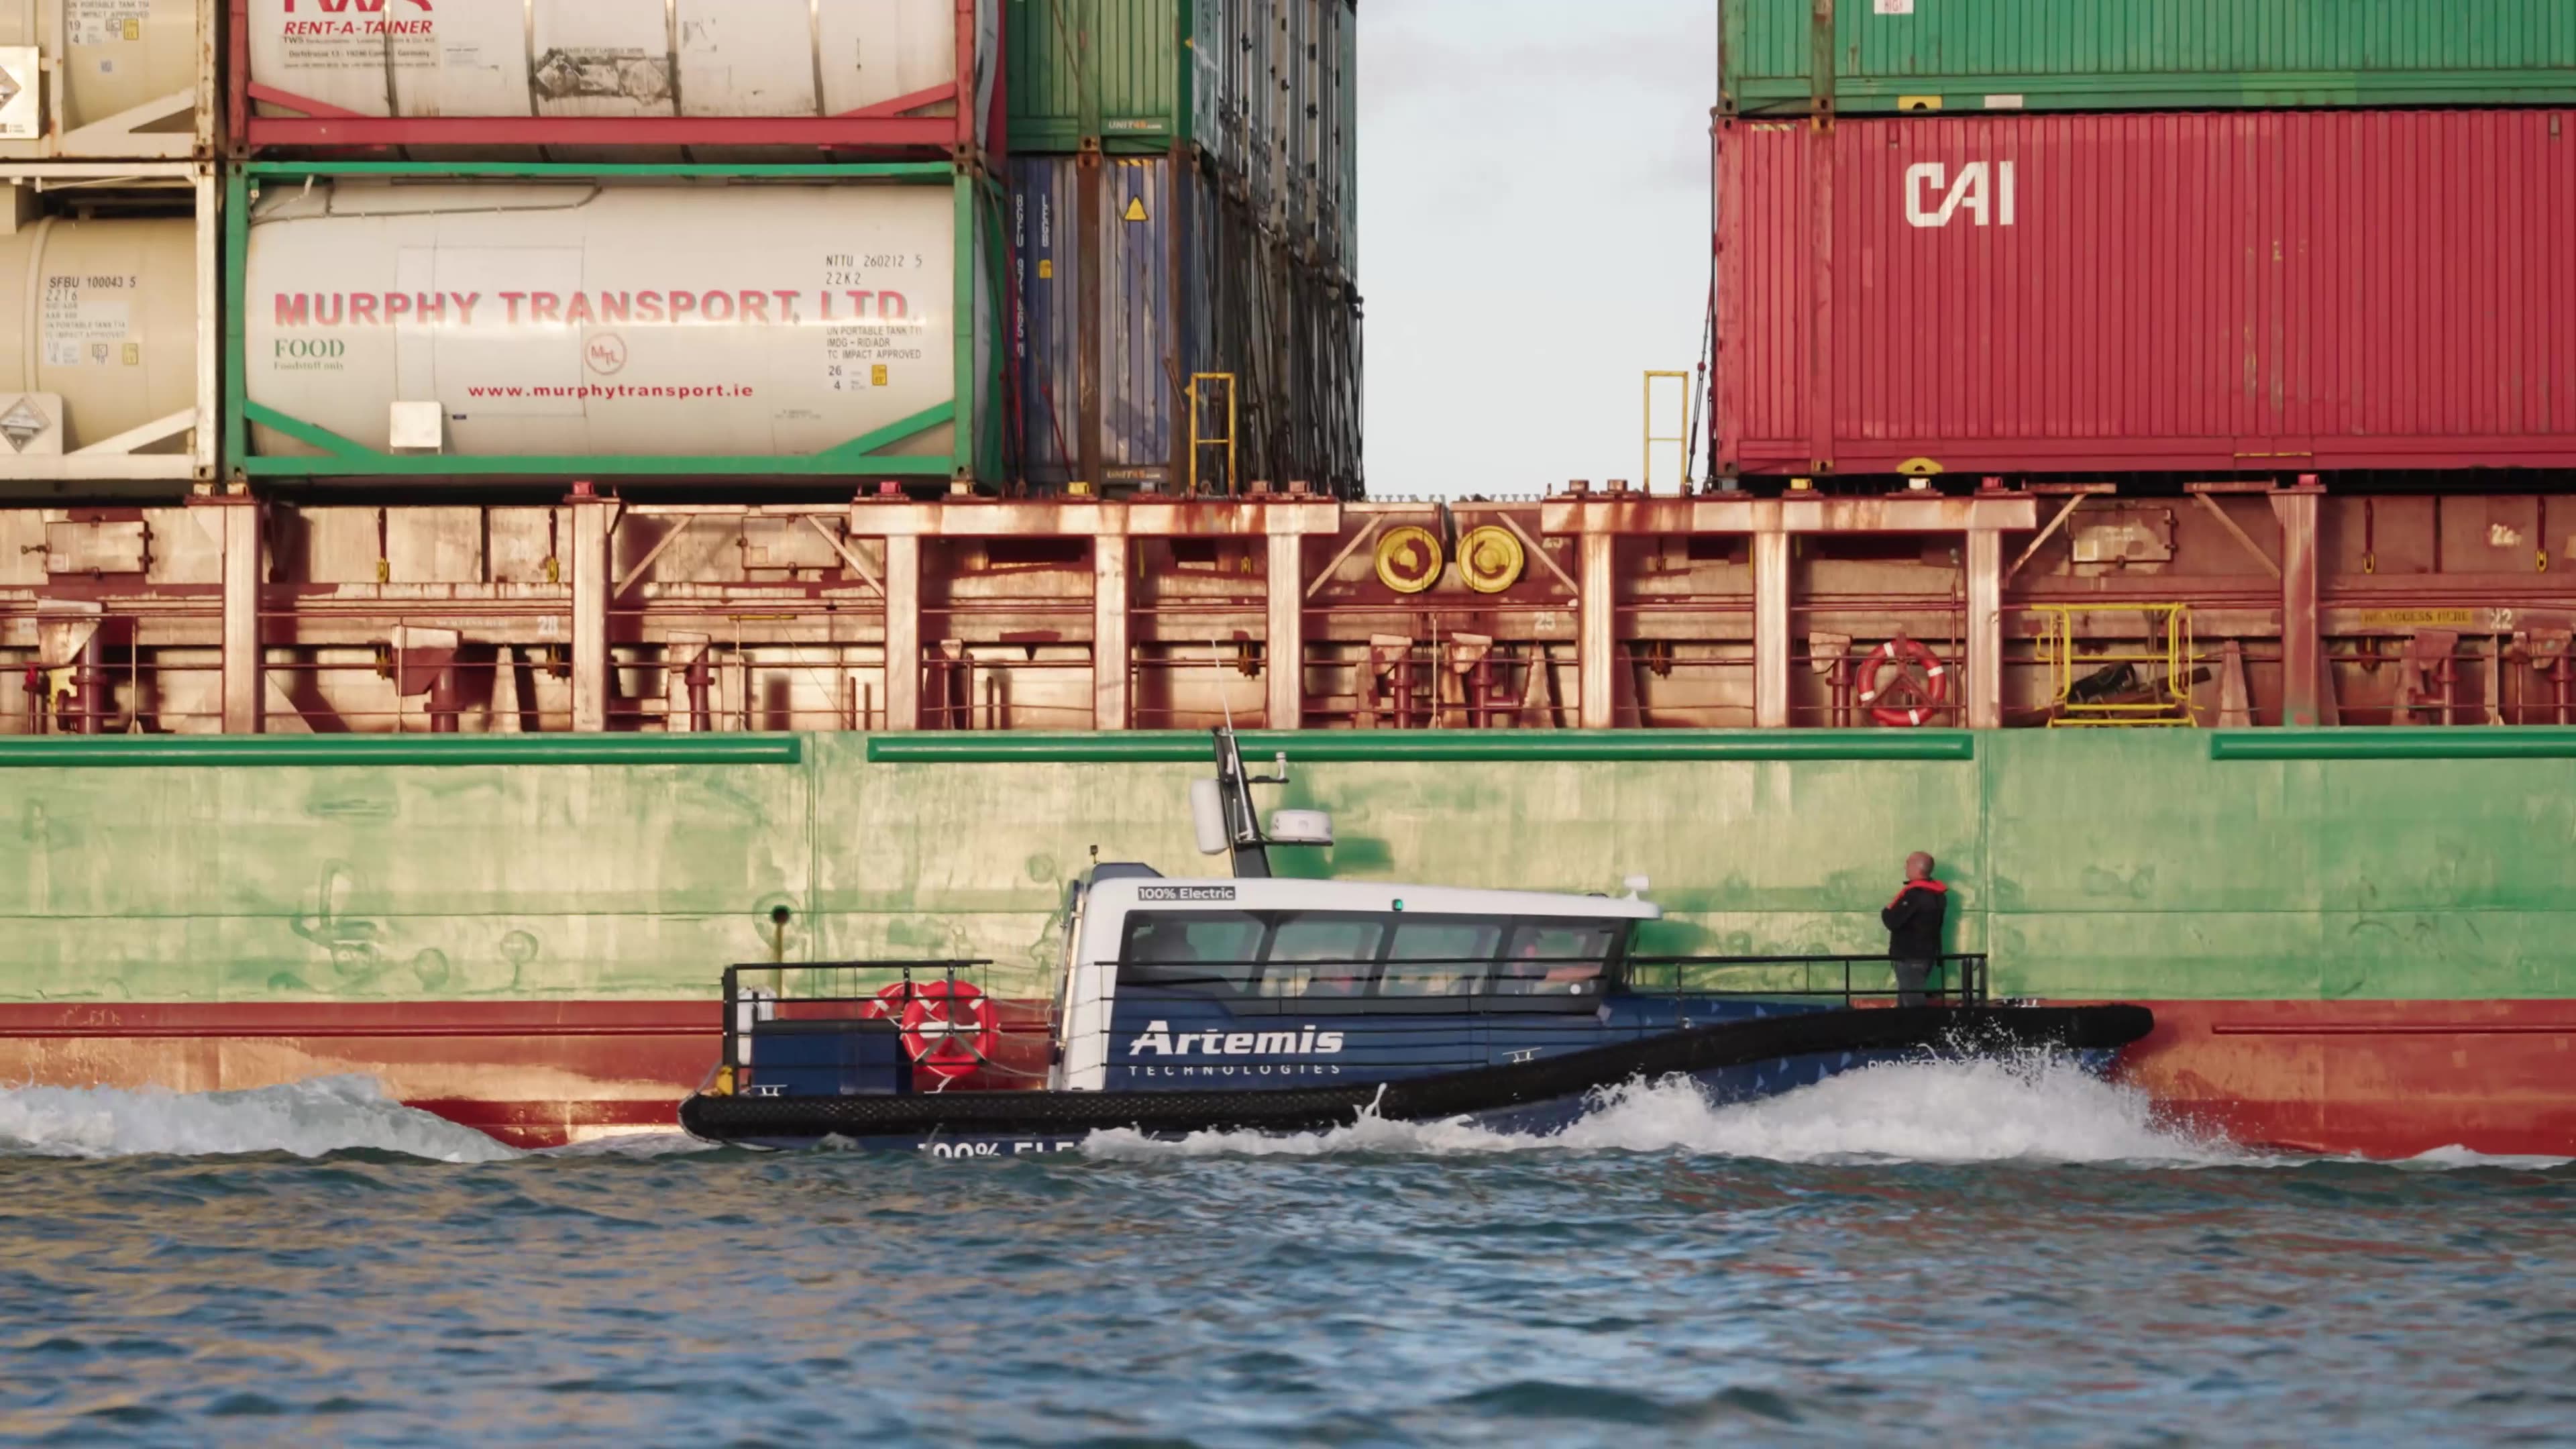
1882, 880, 1948, 959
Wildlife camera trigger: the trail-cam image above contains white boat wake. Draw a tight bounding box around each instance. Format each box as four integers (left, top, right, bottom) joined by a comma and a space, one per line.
0, 1076, 519, 1163
0, 1065, 2562, 1171
1083, 1057, 2565, 1171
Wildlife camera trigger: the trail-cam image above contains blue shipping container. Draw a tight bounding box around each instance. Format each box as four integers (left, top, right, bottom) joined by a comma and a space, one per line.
1012, 154, 1218, 489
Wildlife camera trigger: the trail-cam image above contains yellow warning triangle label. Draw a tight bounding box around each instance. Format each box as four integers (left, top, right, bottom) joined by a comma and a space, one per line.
1123, 196, 1150, 223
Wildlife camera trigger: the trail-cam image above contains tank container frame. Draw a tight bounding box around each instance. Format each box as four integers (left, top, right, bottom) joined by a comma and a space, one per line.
0, 0, 214, 161
227, 0, 1000, 158
0, 160, 216, 485
223, 159, 1006, 485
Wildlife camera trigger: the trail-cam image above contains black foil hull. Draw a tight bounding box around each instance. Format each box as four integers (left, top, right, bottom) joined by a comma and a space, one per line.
680, 1004, 2155, 1150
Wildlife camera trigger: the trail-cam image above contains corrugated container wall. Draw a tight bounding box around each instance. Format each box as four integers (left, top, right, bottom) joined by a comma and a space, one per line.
0, 0, 211, 158
1320, 0, 1356, 272
1012, 151, 1360, 495
1220, 211, 1361, 495
233, 167, 1006, 484
1008, 0, 1360, 270
1722, 0, 2576, 115
1006, 0, 1191, 154
1002, 0, 1360, 494
1234, 0, 1275, 211
1715, 111, 2576, 479
1282, 0, 1316, 237
1012, 154, 1215, 488
238, 0, 1001, 153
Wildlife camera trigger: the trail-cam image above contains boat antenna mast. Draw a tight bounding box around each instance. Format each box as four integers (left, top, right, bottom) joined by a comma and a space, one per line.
1201, 726, 1287, 879
1193, 645, 1332, 880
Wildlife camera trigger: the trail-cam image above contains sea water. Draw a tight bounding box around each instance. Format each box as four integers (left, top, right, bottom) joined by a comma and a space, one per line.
2, 1062, 2570, 1446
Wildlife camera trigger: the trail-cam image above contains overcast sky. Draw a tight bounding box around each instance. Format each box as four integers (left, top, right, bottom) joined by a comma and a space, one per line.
1358, 0, 1718, 498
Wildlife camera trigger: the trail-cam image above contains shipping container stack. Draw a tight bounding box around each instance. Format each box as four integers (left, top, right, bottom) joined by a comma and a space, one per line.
229, 0, 1010, 494
209, 0, 1021, 737
1712, 0, 2576, 726
0, 0, 217, 492
1007, 0, 1361, 497
0, 0, 220, 739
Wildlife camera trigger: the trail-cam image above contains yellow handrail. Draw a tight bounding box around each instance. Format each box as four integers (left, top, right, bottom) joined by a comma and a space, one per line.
1187, 372, 1238, 496
2032, 603, 2198, 728
1644, 370, 1693, 496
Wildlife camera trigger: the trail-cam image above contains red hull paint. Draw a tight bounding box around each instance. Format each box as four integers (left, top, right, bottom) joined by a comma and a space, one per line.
2113, 1000, 2576, 1160
0, 1000, 1048, 1151
1715, 110, 2576, 476
7, 999, 2573, 1158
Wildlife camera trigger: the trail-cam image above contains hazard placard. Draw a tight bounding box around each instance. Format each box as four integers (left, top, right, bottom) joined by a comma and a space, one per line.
1123, 196, 1150, 223
0, 47, 36, 140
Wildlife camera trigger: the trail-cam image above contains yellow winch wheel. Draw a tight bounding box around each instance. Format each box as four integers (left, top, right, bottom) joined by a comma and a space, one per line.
1375, 525, 1446, 594
1458, 525, 1526, 595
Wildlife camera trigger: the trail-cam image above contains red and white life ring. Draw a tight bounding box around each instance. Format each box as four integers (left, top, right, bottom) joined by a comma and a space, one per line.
896, 980, 1000, 1082
1859, 637, 1949, 728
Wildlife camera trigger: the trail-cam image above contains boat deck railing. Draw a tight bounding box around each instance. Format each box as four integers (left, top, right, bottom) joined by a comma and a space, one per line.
1622, 954, 1991, 1008
714, 953, 1992, 1081
720, 959, 1016, 1077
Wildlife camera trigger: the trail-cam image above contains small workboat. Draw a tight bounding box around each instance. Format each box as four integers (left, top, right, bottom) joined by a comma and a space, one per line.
679, 731, 2152, 1155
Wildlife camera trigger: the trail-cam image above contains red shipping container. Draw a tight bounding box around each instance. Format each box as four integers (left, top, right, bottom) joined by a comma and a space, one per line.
1717, 110, 2576, 478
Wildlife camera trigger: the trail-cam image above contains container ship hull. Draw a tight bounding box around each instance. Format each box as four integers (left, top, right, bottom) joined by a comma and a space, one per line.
3, 731, 2570, 1159
6, 996, 2573, 1159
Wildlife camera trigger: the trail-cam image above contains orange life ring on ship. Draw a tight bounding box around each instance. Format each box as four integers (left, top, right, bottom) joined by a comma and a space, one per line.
896, 979, 1000, 1082
1860, 636, 1949, 728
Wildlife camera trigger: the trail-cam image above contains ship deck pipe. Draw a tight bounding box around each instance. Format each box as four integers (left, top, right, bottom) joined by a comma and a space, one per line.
684, 653, 713, 735
427, 668, 461, 735
68, 633, 107, 736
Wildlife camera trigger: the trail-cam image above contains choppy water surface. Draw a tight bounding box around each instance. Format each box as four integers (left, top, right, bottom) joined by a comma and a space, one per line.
4, 1063, 2573, 1446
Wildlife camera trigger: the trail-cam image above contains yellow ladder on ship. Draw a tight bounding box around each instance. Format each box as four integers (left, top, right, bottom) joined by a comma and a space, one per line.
1187, 372, 1238, 496
2033, 603, 2199, 728
1643, 370, 1693, 496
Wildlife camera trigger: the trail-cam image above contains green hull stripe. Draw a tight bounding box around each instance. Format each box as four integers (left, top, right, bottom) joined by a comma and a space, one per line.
3, 729, 2573, 1008
2213, 730, 2576, 762
0, 735, 803, 769
867, 731, 1978, 765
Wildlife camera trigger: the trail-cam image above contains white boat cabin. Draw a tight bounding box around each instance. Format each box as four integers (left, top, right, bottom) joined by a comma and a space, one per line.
1052, 873, 1662, 1090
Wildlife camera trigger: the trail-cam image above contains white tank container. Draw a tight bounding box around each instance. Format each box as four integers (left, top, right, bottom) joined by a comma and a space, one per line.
244, 177, 973, 460
0, 213, 198, 450
0, 0, 209, 158
246, 0, 996, 140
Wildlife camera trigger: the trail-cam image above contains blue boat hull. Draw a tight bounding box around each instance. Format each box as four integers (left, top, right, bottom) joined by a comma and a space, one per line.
703, 1037, 2129, 1155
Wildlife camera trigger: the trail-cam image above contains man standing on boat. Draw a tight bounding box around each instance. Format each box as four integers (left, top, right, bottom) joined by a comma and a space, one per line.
1882, 853, 1949, 1006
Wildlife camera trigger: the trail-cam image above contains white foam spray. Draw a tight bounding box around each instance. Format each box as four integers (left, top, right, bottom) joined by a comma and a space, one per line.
0, 1067, 2559, 1171
1085, 1057, 2252, 1167
0, 1076, 519, 1164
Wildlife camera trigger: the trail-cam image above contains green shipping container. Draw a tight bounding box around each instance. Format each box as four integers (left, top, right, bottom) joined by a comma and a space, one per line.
1722, 0, 2576, 115
1006, 0, 1207, 155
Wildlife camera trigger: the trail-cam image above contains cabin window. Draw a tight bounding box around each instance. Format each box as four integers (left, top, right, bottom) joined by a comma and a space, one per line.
1120, 912, 1267, 996
1379, 920, 1503, 998
1260, 914, 1386, 999
1494, 922, 1616, 998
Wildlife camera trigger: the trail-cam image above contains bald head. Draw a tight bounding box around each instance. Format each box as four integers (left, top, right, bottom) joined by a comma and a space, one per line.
1905, 852, 1935, 881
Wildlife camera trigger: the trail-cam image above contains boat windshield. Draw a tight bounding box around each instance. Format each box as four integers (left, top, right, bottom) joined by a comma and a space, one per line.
1116, 910, 1621, 1003
1123, 912, 1267, 994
